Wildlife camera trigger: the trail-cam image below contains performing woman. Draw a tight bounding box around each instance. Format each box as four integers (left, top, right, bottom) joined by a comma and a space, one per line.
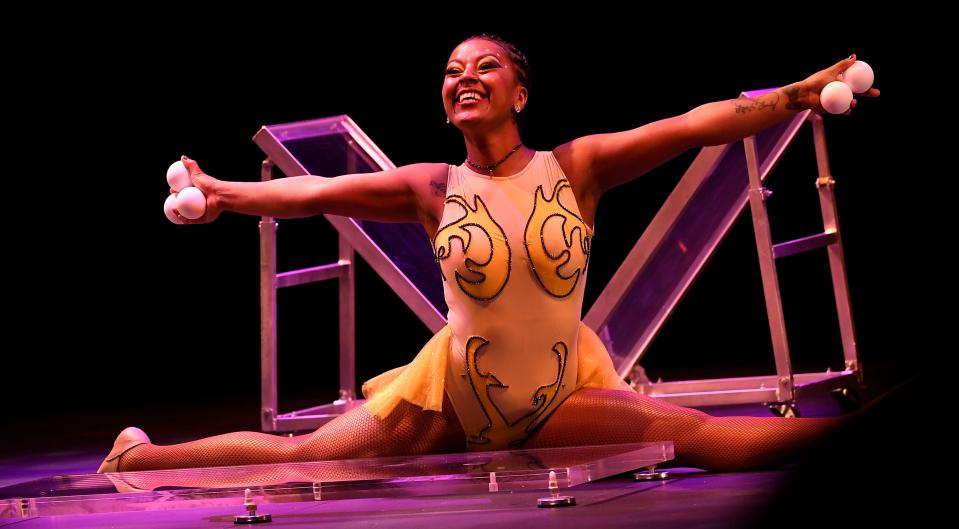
99, 34, 879, 482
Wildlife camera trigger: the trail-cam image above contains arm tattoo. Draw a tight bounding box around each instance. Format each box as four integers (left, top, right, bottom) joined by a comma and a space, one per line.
430, 177, 447, 197
732, 92, 780, 113
783, 84, 803, 110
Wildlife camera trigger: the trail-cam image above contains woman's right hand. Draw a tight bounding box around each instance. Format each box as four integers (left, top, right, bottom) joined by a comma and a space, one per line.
171, 155, 223, 224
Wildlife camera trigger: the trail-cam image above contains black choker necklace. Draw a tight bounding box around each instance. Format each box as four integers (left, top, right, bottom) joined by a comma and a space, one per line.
466, 143, 524, 175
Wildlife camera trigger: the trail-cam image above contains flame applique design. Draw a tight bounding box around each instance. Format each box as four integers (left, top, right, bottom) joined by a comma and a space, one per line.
432, 194, 511, 301
524, 179, 591, 298
464, 335, 569, 450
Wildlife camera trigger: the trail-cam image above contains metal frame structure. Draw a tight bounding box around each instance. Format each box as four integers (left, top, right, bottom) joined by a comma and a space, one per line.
585, 89, 862, 413
252, 116, 445, 432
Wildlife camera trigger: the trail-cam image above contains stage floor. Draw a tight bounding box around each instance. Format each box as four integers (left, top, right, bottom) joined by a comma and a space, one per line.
1, 366, 917, 528
0, 465, 792, 529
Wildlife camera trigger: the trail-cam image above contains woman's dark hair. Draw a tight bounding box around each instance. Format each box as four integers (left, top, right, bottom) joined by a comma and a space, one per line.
459, 33, 530, 93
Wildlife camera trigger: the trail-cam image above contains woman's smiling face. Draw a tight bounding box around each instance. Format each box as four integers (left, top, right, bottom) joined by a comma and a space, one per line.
442, 38, 527, 130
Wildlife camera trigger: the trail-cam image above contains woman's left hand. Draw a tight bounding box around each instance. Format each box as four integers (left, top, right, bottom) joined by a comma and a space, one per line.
798, 54, 881, 115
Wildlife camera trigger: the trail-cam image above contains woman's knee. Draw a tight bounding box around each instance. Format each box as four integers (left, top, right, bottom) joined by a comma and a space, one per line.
549, 388, 709, 437
396, 398, 465, 454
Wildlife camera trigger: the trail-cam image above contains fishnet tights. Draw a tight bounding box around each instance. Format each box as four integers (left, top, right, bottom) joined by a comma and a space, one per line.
525, 388, 843, 471
115, 387, 842, 489
114, 395, 465, 489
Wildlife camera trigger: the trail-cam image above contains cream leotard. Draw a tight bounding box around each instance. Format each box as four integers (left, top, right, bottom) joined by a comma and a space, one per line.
361, 151, 630, 451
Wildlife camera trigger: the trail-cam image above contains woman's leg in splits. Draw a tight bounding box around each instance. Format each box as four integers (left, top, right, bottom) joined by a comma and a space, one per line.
109, 394, 466, 490
524, 388, 844, 472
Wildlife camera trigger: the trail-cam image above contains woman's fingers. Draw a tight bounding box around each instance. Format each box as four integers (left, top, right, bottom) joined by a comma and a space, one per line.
181, 155, 204, 178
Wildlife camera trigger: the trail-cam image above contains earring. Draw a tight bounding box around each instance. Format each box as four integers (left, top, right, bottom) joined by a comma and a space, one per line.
514, 105, 522, 113
446, 116, 451, 124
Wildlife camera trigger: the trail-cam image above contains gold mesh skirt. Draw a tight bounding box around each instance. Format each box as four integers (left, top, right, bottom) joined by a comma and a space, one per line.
361, 321, 631, 420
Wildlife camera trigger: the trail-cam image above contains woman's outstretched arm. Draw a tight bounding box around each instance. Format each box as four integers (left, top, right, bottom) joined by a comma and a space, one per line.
685, 54, 879, 146
560, 54, 879, 198
174, 156, 448, 225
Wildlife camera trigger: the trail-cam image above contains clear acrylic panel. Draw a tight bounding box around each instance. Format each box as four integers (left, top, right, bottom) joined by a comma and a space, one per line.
1, 442, 672, 518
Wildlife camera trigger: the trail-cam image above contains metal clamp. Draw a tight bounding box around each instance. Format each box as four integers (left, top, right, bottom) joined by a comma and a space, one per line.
634, 465, 670, 481
234, 488, 272, 524
537, 470, 575, 508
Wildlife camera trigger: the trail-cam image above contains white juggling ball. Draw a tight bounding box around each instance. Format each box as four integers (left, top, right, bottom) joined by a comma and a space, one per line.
820, 81, 853, 114
166, 160, 192, 192
175, 187, 207, 219
164, 193, 184, 224
843, 60, 874, 94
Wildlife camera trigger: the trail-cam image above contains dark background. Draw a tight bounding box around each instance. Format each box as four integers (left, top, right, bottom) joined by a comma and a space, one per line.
7, 16, 913, 463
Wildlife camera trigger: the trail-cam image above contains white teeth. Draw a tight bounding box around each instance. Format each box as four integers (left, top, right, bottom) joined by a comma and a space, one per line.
458, 92, 482, 103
